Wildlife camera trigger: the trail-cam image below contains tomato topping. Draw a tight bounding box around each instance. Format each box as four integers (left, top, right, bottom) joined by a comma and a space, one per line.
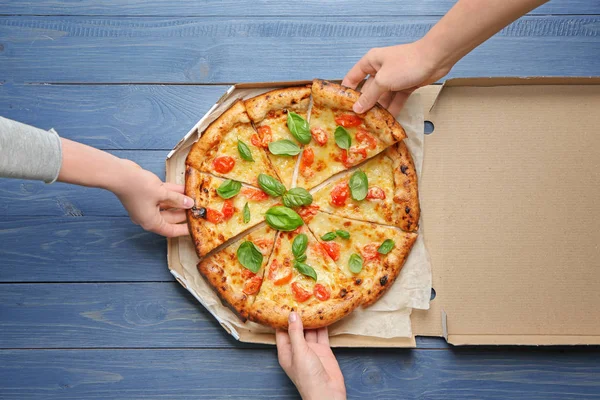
330, 182, 350, 207
360, 243, 381, 262
310, 127, 328, 146
291, 281, 312, 302
242, 187, 269, 201
221, 199, 235, 221
340, 147, 367, 168
251, 133, 262, 147
335, 114, 363, 128
366, 186, 386, 200
257, 125, 273, 148
356, 128, 377, 150
321, 242, 341, 261
241, 268, 256, 279
212, 156, 235, 174
268, 259, 293, 286
297, 204, 320, 223
300, 147, 315, 178
313, 284, 330, 301
243, 275, 263, 295
206, 208, 224, 224
253, 238, 273, 253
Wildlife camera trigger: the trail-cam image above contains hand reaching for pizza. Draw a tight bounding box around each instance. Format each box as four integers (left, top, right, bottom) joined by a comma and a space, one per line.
342, 41, 450, 117
112, 159, 194, 237
343, 0, 549, 116
276, 312, 346, 400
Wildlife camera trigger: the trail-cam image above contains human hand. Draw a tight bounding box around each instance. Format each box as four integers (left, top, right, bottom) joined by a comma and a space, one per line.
276, 312, 346, 400
111, 159, 194, 237
342, 40, 453, 116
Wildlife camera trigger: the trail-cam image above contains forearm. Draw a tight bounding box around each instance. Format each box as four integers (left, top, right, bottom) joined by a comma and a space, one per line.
421, 0, 549, 69
58, 138, 135, 194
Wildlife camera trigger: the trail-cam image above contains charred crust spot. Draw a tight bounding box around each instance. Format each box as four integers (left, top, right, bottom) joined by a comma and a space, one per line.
355, 278, 362, 285
343, 221, 351, 227
282, 109, 288, 114
319, 315, 324, 320
405, 206, 411, 214
380, 275, 388, 286
221, 286, 227, 291
265, 95, 271, 100
401, 165, 408, 175
218, 234, 225, 241
221, 276, 226, 283
339, 288, 348, 298
191, 206, 207, 219
203, 188, 209, 194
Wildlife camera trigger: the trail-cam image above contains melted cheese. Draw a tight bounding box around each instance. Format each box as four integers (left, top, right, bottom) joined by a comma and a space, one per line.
257, 111, 306, 189
311, 153, 397, 226
202, 123, 276, 187
297, 105, 388, 189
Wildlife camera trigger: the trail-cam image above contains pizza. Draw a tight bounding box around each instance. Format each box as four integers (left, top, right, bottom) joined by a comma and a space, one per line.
185, 79, 420, 329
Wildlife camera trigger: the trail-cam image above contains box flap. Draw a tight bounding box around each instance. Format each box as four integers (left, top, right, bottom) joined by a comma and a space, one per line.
415, 77, 600, 345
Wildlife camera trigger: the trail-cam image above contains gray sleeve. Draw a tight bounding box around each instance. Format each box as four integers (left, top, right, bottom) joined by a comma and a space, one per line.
0, 116, 63, 184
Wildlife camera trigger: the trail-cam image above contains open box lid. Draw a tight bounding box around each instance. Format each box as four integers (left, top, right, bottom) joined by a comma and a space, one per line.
412, 77, 600, 345
167, 77, 600, 347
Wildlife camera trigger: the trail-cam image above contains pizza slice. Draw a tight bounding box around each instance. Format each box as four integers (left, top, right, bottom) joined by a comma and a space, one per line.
249, 226, 363, 329
296, 79, 406, 189
185, 167, 277, 257
310, 142, 420, 232
186, 99, 279, 187
244, 86, 311, 188
197, 224, 277, 319
306, 211, 417, 306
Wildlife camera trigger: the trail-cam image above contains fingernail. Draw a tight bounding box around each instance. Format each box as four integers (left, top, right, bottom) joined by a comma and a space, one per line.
353, 102, 364, 114
183, 197, 194, 208
289, 311, 298, 323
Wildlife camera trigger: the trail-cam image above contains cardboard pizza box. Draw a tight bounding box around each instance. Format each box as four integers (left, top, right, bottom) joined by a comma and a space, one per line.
166, 77, 600, 347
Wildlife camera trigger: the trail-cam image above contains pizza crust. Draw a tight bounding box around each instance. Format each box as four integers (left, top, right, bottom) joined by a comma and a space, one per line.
249, 285, 363, 329
245, 86, 311, 123
361, 231, 418, 307
312, 79, 406, 144
387, 142, 420, 232
186, 100, 251, 170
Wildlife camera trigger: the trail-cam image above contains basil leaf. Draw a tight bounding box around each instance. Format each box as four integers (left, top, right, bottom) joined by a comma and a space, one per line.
349, 170, 368, 201
258, 174, 286, 197
282, 187, 313, 208
378, 239, 395, 255
243, 202, 250, 224
336, 230, 350, 239
216, 179, 242, 199
294, 261, 317, 281
237, 139, 254, 162
265, 206, 304, 231
321, 232, 337, 241
292, 233, 308, 259
296, 254, 307, 263
268, 139, 301, 156
334, 126, 351, 150
348, 253, 364, 274
287, 111, 311, 144
237, 241, 263, 273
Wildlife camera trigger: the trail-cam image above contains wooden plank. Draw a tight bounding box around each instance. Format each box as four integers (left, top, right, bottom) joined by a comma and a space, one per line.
0, 217, 173, 282
0, 348, 599, 399
0, 84, 224, 150
1, 16, 599, 83
0, 151, 168, 217
0, 0, 597, 17
0, 282, 449, 349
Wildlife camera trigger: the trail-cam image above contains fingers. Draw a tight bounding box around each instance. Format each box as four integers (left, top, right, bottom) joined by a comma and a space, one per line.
163, 182, 186, 194
354, 78, 386, 114
377, 90, 395, 110
304, 330, 318, 343
387, 89, 416, 117
287, 312, 308, 354
161, 187, 194, 210
160, 209, 187, 224
316, 327, 329, 345
342, 50, 379, 89
150, 219, 190, 238
275, 329, 292, 368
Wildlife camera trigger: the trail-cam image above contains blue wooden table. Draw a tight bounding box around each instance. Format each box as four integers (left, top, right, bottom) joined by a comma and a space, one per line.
1, 2, 600, 399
